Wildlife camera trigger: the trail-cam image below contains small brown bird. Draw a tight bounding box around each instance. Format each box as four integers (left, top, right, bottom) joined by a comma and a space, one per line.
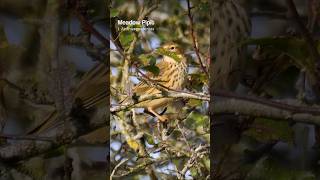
27, 64, 108, 134
122, 42, 188, 122
212, 0, 251, 90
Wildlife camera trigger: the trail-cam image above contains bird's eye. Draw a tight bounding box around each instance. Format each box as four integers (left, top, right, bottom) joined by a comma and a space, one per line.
170, 46, 175, 50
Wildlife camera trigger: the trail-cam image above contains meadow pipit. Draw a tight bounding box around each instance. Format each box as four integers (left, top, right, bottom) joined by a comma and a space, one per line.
212, 0, 251, 90
122, 42, 188, 122
27, 64, 108, 134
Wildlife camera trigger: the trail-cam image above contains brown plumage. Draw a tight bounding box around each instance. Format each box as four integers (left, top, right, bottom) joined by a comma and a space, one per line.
212, 0, 251, 90
27, 64, 108, 134
122, 42, 188, 121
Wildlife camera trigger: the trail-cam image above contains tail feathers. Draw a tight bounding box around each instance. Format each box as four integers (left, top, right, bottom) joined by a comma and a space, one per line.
27, 64, 108, 135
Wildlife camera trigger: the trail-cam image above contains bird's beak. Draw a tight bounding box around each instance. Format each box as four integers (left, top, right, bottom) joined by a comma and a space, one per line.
154, 47, 164, 55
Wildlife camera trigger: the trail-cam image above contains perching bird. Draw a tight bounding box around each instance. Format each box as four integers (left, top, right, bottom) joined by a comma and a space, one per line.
211, 0, 252, 177
27, 63, 108, 134
212, 0, 251, 90
121, 42, 188, 122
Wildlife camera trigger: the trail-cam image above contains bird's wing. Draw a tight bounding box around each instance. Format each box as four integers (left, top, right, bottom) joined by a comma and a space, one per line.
120, 60, 168, 104
27, 64, 108, 135
75, 64, 108, 109
133, 60, 168, 95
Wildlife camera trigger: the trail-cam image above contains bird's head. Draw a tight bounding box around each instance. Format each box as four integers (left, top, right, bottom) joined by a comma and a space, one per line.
156, 42, 184, 62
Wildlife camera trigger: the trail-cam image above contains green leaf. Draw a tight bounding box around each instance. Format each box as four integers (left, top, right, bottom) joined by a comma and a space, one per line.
244, 37, 320, 89
145, 134, 155, 145
139, 54, 157, 65
43, 146, 65, 159
138, 54, 150, 65
185, 112, 209, 129
243, 118, 293, 144
155, 47, 182, 62
110, 9, 119, 17
188, 73, 207, 91
243, 37, 314, 73
119, 32, 134, 48
22, 157, 45, 180
142, 65, 160, 76
0, 25, 8, 48
187, 99, 202, 107
149, 56, 156, 66
198, 2, 209, 12
190, 167, 198, 177
247, 156, 316, 180
203, 158, 210, 170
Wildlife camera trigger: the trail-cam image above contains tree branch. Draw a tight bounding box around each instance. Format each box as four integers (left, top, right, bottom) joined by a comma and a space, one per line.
74, 10, 108, 48
286, 0, 320, 68
216, 90, 320, 114
186, 0, 208, 76
110, 90, 209, 113
214, 98, 320, 125
0, 109, 106, 162
177, 144, 209, 179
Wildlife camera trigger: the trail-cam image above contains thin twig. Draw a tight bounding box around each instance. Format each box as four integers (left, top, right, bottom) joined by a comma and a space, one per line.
138, 3, 158, 21
110, 158, 128, 179
214, 99, 320, 125
74, 10, 108, 47
0, 133, 54, 142
177, 122, 191, 151
215, 90, 320, 115
186, 0, 208, 76
286, 0, 320, 65
177, 144, 209, 179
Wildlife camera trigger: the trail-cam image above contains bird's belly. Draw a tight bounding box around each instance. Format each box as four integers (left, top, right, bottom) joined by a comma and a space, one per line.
138, 97, 173, 109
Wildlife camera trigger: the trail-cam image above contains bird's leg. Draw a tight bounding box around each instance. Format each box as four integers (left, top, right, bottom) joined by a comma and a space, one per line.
159, 107, 167, 115
143, 109, 156, 117
147, 107, 168, 122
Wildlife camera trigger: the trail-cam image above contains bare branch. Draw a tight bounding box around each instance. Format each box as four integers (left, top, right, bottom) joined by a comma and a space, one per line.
110, 90, 209, 113
177, 144, 209, 179
186, 0, 208, 76
214, 99, 320, 125
110, 158, 128, 179
74, 8, 108, 48
0, 133, 54, 142
286, 0, 320, 69
0, 111, 106, 162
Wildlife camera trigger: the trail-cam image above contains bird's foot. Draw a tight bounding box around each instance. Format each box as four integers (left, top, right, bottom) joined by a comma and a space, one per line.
158, 115, 168, 122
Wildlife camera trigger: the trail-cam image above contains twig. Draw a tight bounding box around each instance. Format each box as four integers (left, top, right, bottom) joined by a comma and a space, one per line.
64, 155, 73, 180
138, 3, 158, 21
215, 90, 320, 115
74, 10, 108, 48
63, 34, 107, 63
111, 91, 209, 112
177, 144, 209, 179
286, 0, 320, 65
214, 99, 320, 125
110, 158, 128, 179
177, 122, 191, 151
113, 156, 183, 178
186, 0, 208, 76
0, 133, 54, 142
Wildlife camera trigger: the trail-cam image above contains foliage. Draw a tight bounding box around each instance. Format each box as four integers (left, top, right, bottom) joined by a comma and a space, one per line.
110, 0, 209, 179
0, 0, 108, 179
214, 0, 320, 179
